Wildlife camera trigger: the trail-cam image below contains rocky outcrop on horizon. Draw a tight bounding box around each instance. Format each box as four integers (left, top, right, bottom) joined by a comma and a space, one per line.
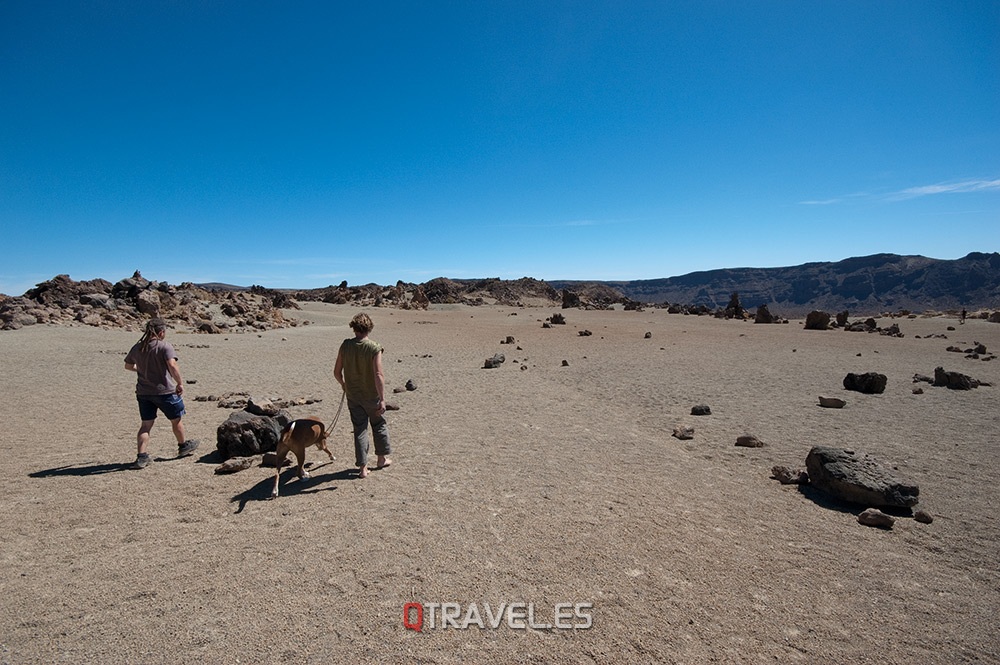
0, 272, 297, 332
4, 253, 1000, 331
291, 276, 562, 308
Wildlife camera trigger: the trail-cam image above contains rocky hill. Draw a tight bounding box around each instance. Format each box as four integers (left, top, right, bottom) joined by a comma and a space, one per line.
552, 252, 1000, 316
3, 253, 999, 332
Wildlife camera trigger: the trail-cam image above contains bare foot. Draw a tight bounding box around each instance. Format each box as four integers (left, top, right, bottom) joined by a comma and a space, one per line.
377, 457, 392, 469
358, 466, 369, 479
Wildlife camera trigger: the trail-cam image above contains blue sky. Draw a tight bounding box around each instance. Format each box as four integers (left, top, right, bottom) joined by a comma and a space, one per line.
1, 1, 998, 295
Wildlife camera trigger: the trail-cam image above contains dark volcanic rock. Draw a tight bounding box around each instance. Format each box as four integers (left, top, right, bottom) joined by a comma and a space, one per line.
932, 367, 979, 390
804, 310, 831, 330
843, 372, 887, 394
216, 409, 292, 459
483, 353, 505, 369
754, 304, 778, 324
805, 446, 919, 508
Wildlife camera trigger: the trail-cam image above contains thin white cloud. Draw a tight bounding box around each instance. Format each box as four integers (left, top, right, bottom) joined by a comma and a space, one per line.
499, 217, 635, 229
798, 191, 870, 206
800, 179, 1000, 205
891, 179, 1000, 199
798, 198, 844, 206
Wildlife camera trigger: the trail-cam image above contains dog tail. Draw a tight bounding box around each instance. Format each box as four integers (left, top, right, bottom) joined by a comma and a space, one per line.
279, 420, 295, 445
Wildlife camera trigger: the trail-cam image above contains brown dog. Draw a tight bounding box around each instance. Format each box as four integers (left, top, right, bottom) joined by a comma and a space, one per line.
270, 417, 334, 499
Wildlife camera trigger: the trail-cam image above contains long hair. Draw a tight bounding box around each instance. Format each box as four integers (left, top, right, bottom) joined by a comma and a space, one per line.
138, 318, 168, 352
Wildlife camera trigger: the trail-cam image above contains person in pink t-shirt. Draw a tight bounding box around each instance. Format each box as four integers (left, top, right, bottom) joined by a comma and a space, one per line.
124, 318, 199, 469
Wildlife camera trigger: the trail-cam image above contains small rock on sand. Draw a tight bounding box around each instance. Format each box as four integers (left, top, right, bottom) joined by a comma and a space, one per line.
857, 508, 895, 528
672, 426, 694, 440
771, 466, 808, 484
214, 456, 256, 474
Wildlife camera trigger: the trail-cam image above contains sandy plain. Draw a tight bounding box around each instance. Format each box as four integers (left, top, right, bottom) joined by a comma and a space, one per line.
0, 302, 998, 664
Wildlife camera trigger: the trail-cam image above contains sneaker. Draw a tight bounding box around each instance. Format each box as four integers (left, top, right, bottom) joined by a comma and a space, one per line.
132, 453, 151, 470
178, 440, 200, 457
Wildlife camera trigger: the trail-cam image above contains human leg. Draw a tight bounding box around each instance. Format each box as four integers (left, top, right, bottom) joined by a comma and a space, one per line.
348, 400, 371, 472
372, 414, 391, 468
136, 420, 155, 455
169, 417, 187, 446
136, 397, 159, 456
154, 394, 197, 456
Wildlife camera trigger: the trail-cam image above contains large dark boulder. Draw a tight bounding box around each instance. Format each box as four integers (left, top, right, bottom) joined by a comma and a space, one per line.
805, 311, 831, 330
562, 290, 582, 309
843, 372, 887, 394
216, 409, 292, 459
754, 304, 777, 324
805, 446, 919, 508
932, 367, 978, 390
724, 292, 744, 319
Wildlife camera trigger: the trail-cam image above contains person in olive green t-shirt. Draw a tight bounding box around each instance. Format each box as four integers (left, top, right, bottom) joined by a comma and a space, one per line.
334, 312, 392, 478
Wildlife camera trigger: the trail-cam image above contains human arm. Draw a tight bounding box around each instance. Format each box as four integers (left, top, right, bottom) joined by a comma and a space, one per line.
372, 350, 386, 414
166, 357, 184, 395
125, 362, 137, 372
333, 347, 346, 390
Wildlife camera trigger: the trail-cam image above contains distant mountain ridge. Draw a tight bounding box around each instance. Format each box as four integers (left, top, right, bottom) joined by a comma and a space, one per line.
550, 252, 1000, 316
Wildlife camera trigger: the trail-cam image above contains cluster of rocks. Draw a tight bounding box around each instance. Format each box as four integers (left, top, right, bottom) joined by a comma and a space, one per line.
844, 319, 903, 337
292, 277, 564, 309
391, 379, 418, 393
542, 313, 567, 328
945, 341, 995, 361
194, 392, 324, 410
804, 310, 903, 336
292, 280, 432, 310
1, 272, 298, 332
561, 285, 642, 310
643, 292, 788, 322
913, 367, 991, 390
673, 395, 934, 529
772, 447, 931, 529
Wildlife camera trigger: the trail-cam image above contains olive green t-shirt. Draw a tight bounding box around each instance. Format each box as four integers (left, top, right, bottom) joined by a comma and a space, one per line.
339, 337, 382, 400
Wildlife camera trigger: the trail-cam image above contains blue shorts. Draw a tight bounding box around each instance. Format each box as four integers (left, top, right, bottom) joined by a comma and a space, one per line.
137, 394, 186, 421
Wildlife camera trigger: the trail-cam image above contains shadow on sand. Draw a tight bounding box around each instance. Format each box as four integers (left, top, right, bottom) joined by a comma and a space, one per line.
796, 484, 915, 519
30, 449, 214, 478
230, 462, 357, 513
30, 462, 134, 477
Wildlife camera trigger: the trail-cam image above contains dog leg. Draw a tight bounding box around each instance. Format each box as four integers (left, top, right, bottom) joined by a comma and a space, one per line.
293, 447, 309, 480
317, 436, 334, 462
270, 439, 291, 499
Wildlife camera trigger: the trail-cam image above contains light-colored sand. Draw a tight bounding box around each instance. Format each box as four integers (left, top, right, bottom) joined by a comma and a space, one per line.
1, 303, 998, 664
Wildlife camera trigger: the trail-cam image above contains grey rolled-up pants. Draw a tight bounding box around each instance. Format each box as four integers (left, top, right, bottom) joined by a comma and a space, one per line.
348, 397, 391, 467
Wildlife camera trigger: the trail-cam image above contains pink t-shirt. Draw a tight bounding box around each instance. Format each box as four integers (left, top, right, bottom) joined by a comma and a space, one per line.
125, 339, 178, 395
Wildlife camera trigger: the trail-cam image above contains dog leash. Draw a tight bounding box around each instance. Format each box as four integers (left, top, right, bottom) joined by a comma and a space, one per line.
328, 390, 346, 432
